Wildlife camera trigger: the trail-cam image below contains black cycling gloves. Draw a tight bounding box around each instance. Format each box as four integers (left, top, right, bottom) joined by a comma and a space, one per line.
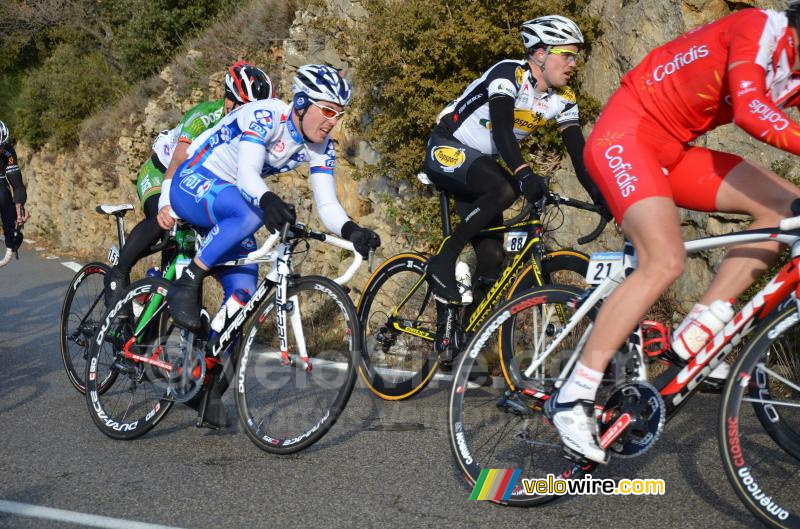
516, 167, 549, 204
259, 191, 296, 233
341, 220, 381, 258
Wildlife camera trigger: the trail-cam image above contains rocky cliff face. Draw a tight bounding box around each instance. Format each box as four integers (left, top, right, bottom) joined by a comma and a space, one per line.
16, 0, 796, 311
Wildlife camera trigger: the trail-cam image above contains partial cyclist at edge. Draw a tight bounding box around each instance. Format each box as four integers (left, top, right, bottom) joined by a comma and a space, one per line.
0, 120, 29, 267
546, 2, 800, 464
164, 64, 381, 333
103, 60, 273, 305
423, 15, 611, 353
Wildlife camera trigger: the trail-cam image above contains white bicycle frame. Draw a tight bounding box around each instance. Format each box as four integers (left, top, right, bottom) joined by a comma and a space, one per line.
205, 224, 362, 368
522, 222, 800, 391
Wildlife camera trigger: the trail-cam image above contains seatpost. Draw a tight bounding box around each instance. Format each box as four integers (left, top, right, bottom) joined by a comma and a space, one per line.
115, 214, 126, 248
439, 191, 452, 238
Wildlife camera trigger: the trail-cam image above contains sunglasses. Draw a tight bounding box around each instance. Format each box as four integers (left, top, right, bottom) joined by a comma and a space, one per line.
310, 100, 345, 120
548, 48, 579, 62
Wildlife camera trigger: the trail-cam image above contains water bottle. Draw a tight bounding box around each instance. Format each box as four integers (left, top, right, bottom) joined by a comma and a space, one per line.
210, 288, 252, 333
455, 260, 473, 304
672, 299, 735, 360
146, 267, 162, 278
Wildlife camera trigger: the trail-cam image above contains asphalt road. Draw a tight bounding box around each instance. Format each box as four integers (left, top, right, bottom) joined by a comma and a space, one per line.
0, 245, 759, 529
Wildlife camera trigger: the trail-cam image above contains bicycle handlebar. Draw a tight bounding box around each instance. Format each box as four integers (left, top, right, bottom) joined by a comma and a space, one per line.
542, 192, 610, 245
244, 223, 363, 286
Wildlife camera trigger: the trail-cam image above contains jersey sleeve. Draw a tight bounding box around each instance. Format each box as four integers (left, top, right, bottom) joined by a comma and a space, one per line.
307, 138, 349, 234
728, 62, 800, 155
235, 106, 278, 205
486, 62, 524, 100
3, 146, 26, 205
555, 86, 580, 127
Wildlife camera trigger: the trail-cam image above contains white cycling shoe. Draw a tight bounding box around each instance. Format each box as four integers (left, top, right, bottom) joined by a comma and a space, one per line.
0, 248, 12, 267
544, 394, 609, 464
707, 362, 730, 382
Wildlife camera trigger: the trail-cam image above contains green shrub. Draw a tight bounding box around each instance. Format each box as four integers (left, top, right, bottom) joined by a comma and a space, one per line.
322, 0, 601, 246
16, 44, 127, 149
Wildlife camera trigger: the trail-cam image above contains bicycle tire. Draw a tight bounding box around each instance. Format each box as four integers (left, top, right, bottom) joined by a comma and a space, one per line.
449, 285, 596, 506
719, 302, 800, 528
356, 253, 439, 400
60, 262, 110, 394
85, 277, 176, 440
235, 275, 359, 454
499, 252, 590, 392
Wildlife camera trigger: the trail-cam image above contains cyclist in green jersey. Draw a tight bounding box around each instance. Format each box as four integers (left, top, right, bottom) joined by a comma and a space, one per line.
104, 61, 273, 305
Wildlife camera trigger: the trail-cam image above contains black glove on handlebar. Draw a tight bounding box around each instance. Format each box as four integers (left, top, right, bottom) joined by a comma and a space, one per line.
341, 221, 381, 258
259, 191, 296, 234
517, 167, 548, 204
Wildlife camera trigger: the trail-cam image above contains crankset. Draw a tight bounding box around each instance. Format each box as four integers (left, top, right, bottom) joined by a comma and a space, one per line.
166, 328, 206, 403
597, 380, 665, 458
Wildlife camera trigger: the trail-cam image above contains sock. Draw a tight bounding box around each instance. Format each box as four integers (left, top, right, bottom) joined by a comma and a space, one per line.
557, 361, 603, 403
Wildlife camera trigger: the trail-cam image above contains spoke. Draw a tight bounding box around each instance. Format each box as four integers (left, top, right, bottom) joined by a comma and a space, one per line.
756, 362, 800, 395
741, 397, 800, 409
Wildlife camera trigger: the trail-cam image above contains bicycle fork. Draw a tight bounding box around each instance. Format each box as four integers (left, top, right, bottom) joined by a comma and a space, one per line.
271, 244, 311, 372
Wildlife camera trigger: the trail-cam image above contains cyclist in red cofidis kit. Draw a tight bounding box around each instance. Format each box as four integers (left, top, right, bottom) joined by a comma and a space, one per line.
546, 3, 800, 464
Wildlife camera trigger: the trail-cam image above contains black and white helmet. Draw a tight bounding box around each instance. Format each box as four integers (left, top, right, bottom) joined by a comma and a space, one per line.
292, 64, 352, 106
520, 15, 584, 50
224, 61, 273, 104
0, 121, 7, 146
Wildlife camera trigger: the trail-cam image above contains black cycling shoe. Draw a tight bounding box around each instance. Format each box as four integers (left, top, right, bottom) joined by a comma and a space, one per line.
103, 266, 130, 308
167, 281, 202, 333
426, 254, 462, 304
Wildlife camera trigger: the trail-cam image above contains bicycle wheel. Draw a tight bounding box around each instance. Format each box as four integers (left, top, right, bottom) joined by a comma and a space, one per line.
720, 303, 800, 528
499, 272, 593, 394
60, 262, 109, 394
235, 275, 359, 454
449, 286, 596, 506
85, 278, 177, 440
356, 253, 439, 400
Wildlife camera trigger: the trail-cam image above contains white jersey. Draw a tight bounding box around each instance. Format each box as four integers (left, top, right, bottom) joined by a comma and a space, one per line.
181, 98, 349, 235
152, 128, 177, 169
438, 59, 580, 155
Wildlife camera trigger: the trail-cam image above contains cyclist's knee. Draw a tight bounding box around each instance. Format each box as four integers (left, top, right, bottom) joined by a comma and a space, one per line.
474, 238, 504, 274
639, 248, 685, 284
143, 194, 160, 219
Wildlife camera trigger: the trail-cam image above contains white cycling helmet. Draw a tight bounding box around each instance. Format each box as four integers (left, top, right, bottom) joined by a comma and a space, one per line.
292, 64, 352, 107
520, 15, 584, 50
0, 121, 7, 146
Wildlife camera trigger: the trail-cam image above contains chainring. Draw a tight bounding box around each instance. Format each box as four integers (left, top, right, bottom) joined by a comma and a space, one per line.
598, 380, 665, 458
166, 329, 206, 403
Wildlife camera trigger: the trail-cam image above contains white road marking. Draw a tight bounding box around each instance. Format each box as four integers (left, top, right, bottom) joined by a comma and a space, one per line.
0, 500, 187, 529
62, 261, 83, 272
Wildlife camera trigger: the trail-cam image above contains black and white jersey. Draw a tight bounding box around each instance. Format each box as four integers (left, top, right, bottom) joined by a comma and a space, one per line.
437, 59, 580, 155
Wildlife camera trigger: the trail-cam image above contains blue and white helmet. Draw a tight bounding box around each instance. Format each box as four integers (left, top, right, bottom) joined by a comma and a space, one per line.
292, 64, 352, 106
0, 121, 7, 146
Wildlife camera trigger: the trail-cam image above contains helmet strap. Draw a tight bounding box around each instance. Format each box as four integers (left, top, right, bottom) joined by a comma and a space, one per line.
527, 50, 552, 92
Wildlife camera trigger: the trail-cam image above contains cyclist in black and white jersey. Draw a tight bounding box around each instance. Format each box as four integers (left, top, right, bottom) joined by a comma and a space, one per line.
424, 15, 609, 307
0, 121, 29, 267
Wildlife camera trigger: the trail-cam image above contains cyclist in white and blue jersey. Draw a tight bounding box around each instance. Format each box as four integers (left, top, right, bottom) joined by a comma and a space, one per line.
163, 64, 381, 332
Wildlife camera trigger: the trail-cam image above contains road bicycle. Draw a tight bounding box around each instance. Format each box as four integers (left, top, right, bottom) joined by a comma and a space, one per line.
59, 204, 191, 394
85, 222, 363, 455
357, 176, 607, 401
447, 204, 800, 527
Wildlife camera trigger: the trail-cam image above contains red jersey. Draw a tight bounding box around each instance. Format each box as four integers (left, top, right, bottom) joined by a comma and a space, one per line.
623, 8, 800, 153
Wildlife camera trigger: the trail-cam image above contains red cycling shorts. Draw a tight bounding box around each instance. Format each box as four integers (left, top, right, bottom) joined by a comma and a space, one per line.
584, 85, 743, 223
